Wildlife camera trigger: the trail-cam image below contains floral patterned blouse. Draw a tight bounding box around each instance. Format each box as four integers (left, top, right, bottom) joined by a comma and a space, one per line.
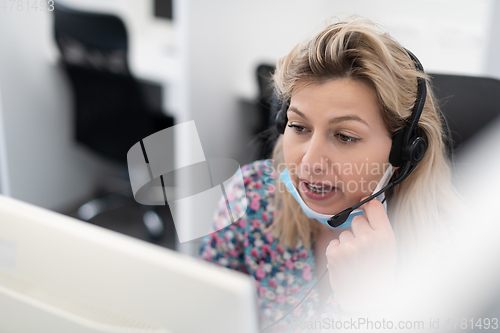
198, 159, 341, 332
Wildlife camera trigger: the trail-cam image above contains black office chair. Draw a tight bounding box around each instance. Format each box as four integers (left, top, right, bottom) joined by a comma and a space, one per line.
429, 73, 500, 155
53, 4, 174, 241
252, 64, 280, 160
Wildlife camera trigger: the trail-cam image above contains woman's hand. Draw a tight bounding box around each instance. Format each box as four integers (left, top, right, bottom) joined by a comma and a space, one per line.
325, 197, 397, 313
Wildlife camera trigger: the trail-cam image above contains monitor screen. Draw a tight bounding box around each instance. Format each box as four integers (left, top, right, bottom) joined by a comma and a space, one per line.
0, 195, 258, 332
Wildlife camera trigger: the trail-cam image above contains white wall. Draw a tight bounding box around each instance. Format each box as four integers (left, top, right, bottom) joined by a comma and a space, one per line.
181, 0, 494, 161
0, 9, 108, 210
0, 88, 10, 195
484, 0, 500, 78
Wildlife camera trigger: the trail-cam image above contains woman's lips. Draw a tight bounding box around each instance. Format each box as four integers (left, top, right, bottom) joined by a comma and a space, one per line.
299, 180, 337, 201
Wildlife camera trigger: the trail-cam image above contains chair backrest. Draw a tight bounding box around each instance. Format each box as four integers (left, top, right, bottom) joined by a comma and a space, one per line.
53, 5, 173, 164
256, 64, 277, 132
253, 64, 280, 159
430, 74, 500, 155
54, 4, 129, 75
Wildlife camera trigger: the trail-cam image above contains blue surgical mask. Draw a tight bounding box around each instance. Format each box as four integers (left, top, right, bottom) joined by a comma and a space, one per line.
279, 165, 394, 229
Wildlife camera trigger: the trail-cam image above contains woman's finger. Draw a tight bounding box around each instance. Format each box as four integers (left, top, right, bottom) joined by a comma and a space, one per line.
350, 214, 372, 237
361, 198, 392, 231
338, 229, 354, 243
326, 239, 340, 256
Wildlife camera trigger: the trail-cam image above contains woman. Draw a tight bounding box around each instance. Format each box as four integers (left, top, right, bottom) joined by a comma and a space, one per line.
198, 18, 455, 331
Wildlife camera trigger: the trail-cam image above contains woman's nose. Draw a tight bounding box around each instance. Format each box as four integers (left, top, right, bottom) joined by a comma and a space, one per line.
301, 135, 329, 175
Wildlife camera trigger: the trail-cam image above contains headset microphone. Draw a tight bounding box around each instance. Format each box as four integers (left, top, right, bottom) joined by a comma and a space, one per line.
275, 48, 428, 228
327, 162, 413, 227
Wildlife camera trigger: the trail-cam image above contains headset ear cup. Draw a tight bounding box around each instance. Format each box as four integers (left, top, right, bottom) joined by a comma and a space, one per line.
389, 131, 404, 167
409, 137, 426, 163
275, 100, 289, 134
275, 112, 287, 134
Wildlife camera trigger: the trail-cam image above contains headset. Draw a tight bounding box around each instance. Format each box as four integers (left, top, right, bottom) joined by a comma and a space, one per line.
274, 48, 427, 227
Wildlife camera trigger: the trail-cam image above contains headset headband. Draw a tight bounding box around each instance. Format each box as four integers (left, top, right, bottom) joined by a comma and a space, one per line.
388, 48, 427, 168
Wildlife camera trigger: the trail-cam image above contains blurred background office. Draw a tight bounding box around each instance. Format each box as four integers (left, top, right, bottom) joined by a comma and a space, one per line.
0, 0, 499, 256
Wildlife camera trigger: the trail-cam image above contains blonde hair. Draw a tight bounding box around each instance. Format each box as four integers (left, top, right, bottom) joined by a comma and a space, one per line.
270, 18, 456, 258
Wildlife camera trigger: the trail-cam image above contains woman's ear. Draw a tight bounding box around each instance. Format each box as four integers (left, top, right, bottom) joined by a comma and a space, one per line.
392, 166, 399, 171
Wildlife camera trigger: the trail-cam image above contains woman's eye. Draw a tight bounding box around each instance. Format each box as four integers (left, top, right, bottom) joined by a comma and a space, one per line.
336, 133, 359, 143
287, 124, 307, 133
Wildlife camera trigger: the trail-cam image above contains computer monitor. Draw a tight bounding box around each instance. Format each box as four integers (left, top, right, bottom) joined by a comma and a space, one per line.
0, 195, 259, 333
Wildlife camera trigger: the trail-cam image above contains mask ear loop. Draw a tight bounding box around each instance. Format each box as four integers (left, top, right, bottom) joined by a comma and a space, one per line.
381, 167, 398, 205
381, 177, 396, 204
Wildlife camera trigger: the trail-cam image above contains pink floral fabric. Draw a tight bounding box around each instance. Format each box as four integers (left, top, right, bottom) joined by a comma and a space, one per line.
198, 159, 341, 332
